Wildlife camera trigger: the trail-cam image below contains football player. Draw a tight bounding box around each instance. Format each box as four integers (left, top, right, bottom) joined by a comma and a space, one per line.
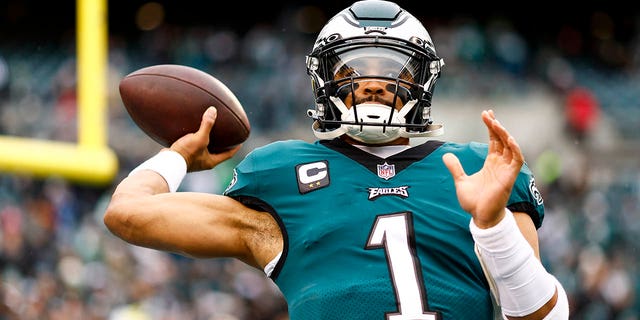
104, 1, 569, 318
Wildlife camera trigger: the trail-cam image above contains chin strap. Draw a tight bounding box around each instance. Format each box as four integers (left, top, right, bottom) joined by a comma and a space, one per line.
308, 96, 445, 142
311, 120, 347, 140
309, 119, 445, 142
401, 123, 444, 138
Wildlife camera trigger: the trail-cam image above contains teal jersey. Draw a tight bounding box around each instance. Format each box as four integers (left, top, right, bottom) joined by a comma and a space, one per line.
224, 139, 545, 320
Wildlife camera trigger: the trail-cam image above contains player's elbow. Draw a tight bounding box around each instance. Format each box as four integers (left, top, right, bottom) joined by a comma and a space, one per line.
102, 202, 121, 234
504, 278, 570, 320
536, 280, 570, 320
103, 196, 137, 241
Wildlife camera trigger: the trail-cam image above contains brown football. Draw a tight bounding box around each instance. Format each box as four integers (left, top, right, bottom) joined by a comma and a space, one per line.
119, 64, 250, 153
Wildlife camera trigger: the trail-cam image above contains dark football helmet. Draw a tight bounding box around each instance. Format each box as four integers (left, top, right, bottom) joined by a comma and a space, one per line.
306, 0, 445, 144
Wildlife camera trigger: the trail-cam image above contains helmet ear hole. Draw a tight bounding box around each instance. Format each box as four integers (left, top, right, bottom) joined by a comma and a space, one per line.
326, 33, 341, 43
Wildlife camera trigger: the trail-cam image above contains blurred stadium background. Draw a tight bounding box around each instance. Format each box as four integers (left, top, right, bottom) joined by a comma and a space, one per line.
0, 1, 638, 319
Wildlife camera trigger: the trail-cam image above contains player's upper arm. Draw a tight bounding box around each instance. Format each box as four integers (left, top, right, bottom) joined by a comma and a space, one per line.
104, 171, 282, 269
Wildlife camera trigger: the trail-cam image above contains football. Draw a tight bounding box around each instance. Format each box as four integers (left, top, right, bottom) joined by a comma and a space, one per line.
119, 64, 250, 153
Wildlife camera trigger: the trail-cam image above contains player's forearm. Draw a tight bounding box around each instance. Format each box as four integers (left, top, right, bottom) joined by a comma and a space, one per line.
119, 170, 172, 195
471, 209, 569, 319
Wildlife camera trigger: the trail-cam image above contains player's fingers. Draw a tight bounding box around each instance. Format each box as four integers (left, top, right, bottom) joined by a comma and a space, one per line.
482, 110, 495, 135
483, 111, 503, 154
507, 136, 524, 165
210, 145, 242, 163
491, 118, 524, 165
443, 153, 466, 181
197, 106, 217, 138
491, 117, 512, 153
493, 120, 505, 155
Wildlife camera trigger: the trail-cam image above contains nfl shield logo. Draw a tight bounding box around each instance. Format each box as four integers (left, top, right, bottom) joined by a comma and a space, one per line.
377, 162, 396, 180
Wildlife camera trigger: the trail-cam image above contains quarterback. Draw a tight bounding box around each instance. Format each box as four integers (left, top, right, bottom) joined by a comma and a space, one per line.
104, 1, 569, 319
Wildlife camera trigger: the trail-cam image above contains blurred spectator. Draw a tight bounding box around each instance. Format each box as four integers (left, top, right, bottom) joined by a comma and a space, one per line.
564, 86, 601, 145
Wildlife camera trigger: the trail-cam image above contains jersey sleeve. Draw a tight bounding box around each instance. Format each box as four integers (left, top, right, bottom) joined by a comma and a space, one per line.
223, 150, 256, 196
508, 161, 545, 229
222, 141, 304, 214
222, 149, 269, 211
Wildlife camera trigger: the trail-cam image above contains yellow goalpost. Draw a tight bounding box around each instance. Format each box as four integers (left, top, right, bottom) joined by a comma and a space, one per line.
0, 0, 118, 185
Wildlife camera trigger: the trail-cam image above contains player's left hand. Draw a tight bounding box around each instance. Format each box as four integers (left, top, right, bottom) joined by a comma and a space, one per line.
442, 110, 524, 228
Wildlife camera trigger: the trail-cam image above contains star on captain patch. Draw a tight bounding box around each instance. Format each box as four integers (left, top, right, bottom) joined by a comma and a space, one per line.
377, 162, 396, 180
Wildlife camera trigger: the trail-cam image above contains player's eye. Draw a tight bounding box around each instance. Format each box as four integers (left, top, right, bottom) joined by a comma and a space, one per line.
385, 83, 411, 102
334, 66, 359, 80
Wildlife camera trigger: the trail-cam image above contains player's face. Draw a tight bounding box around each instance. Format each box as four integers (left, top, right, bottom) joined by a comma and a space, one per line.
330, 48, 417, 111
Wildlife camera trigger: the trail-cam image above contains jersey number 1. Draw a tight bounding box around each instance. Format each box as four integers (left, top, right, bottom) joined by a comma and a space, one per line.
366, 212, 440, 320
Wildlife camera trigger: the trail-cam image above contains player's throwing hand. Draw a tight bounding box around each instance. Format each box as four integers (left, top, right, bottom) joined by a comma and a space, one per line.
171, 106, 242, 172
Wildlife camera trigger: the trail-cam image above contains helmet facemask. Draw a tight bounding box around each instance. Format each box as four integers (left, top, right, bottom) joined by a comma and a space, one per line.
307, 39, 444, 144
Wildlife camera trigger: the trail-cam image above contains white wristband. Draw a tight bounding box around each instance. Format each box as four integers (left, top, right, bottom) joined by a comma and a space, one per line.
129, 150, 187, 192
470, 208, 557, 317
